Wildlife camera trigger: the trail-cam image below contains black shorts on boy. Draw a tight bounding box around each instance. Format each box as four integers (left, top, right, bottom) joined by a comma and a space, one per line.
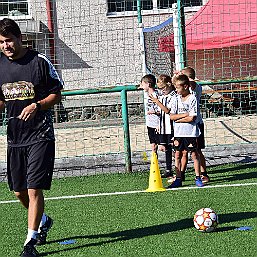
7, 141, 55, 192
173, 137, 198, 152
197, 122, 205, 149
158, 133, 173, 146
147, 126, 159, 144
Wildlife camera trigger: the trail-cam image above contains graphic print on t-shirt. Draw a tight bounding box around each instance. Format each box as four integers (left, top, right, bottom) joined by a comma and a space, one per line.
2, 81, 35, 101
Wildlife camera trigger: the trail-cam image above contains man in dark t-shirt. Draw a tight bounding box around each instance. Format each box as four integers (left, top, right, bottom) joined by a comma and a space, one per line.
0, 18, 63, 257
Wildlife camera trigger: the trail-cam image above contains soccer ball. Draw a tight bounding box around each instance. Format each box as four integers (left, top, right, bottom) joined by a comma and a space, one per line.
193, 208, 218, 232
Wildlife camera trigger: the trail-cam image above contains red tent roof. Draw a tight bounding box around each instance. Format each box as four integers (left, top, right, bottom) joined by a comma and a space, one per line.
158, 0, 257, 51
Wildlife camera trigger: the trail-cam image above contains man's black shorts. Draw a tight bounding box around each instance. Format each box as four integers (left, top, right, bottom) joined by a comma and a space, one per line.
7, 141, 55, 192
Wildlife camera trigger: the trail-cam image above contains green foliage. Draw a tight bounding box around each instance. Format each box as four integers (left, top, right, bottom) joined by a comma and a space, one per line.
0, 163, 256, 257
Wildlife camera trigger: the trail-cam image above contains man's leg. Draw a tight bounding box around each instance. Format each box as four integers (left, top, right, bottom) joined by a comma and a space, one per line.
27, 141, 55, 246
27, 189, 44, 232
14, 190, 29, 209
16, 189, 44, 247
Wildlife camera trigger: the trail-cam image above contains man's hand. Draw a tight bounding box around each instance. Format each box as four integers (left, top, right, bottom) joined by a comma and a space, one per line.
19, 103, 38, 121
0, 100, 5, 111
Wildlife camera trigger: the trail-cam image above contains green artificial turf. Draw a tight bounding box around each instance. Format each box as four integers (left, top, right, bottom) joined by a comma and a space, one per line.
0, 162, 256, 257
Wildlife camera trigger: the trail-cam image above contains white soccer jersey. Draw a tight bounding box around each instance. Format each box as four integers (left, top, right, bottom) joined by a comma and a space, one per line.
143, 90, 160, 128
190, 83, 203, 124
170, 94, 201, 137
158, 91, 177, 135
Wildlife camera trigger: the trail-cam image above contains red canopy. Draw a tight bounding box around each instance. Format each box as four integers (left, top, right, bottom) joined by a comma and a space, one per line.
158, 0, 257, 51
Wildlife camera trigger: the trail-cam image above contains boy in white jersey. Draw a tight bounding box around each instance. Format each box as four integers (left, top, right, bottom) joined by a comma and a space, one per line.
139, 74, 160, 153
168, 74, 204, 188
149, 74, 177, 178
181, 67, 210, 183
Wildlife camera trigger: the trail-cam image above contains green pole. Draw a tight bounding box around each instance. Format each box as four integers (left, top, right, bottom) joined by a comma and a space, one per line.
61, 85, 138, 96
121, 89, 132, 172
137, 0, 142, 24
137, 0, 147, 74
177, 0, 187, 68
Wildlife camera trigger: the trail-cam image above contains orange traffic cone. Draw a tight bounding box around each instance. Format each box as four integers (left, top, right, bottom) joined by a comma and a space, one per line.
146, 152, 166, 192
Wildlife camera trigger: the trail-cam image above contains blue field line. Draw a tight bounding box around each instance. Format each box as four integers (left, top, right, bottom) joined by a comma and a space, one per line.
0, 182, 257, 205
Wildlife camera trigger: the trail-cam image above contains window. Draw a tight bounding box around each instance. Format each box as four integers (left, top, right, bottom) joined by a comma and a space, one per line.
0, 0, 29, 17
107, 0, 203, 13
107, 0, 152, 12
158, 0, 202, 9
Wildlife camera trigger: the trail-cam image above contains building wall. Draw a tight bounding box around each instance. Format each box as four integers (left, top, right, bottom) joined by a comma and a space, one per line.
24, 0, 175, 90
11, 1, 206, 91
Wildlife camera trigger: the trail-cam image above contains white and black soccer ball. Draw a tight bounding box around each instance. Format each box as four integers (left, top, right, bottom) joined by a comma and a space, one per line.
193, 208, 218, 232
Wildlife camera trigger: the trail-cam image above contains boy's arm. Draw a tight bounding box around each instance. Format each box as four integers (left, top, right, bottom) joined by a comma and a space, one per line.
175, 115, 196, 123
149, 94, 170, 114
170, 112, 189, 121
175, 95, 198, 123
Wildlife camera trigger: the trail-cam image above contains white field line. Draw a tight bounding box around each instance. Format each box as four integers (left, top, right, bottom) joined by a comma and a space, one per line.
0, 182, 257, 205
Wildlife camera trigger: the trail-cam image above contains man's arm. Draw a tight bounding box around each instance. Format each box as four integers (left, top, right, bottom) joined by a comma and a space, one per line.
19, 91, 62, 121
0, 99, 5, 111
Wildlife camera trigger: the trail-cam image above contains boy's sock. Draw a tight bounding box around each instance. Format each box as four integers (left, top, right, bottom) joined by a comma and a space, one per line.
24, 229, 38, 246
181, 172, 185, 181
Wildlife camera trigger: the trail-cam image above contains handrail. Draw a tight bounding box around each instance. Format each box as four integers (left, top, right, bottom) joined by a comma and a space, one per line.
61, 76, 257, 97
61, 85, 138, 96
61, 85, 139, 173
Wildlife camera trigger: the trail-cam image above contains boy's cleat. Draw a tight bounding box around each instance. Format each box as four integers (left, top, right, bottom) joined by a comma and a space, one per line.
166, 178, 182, 188
195, 178, 204, 187
201, 174, 210, 183
161, 170, 173, 178
167, 175, 176, 183
37, 216, 53, 245
167, 172, 185, 183
20, 239, 39, 257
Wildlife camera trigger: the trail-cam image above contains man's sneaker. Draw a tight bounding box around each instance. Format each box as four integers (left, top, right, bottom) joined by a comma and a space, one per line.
166, 178, 182, 188
195, 177, 204, 187
37, 216, 53, 245
20, 239, 39, 257
161, 170, 173, 178
201, 174, 210, 184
